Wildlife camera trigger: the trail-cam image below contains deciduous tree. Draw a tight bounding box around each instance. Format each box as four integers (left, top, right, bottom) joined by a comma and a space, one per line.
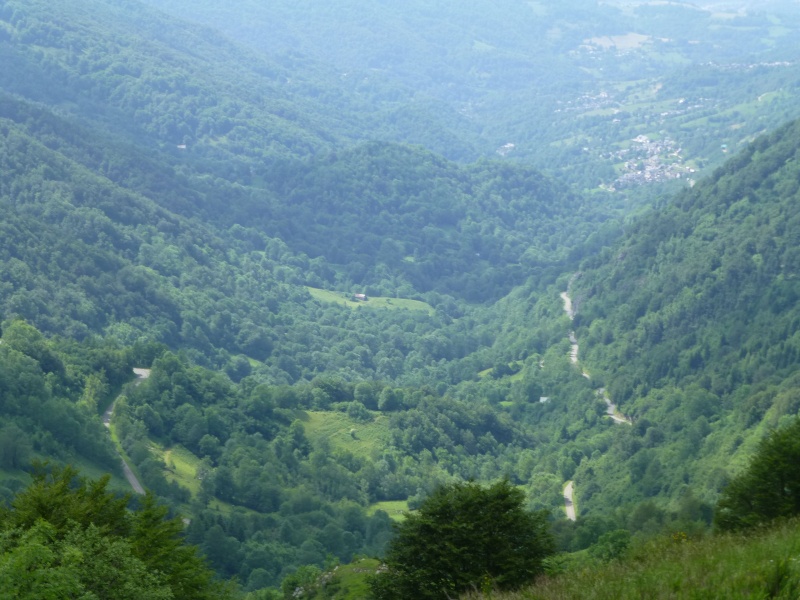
369, 479, 554, 600
715, 418, 800, 531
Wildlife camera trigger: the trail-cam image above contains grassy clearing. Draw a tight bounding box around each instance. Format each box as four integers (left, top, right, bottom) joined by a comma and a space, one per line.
147, 440, 237, 513
244, 355, 262, 368
364, 296, 434, 313
161, 444, 203, 495
301, 411, 393, 460
463, 521, 800, 600
478, 362, 524, 381
325, 558, 383, 599
581, 107, 622, 117
586, 32, 651, 51
549, 136, 582, 148
368, 500, 409, 522
306, 287, 360, 306
306, 287, 433, 314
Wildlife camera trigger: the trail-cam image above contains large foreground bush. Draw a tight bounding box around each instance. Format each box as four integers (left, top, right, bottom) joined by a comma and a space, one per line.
370, 479, 554, 600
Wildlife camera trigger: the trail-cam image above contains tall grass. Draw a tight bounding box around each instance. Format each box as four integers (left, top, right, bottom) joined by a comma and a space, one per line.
463, 521, 800, 600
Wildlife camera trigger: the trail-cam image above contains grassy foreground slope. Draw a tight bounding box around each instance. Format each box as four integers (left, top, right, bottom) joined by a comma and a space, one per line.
463, 521, 800, 600
286, 520, 800, 600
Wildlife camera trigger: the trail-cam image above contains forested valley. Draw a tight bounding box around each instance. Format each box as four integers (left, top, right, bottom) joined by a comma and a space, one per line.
2, 0, 800, 598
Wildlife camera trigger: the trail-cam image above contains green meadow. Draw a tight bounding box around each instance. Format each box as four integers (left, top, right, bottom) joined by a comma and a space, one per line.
300, 410, 393, 461
306, 287, 434, 314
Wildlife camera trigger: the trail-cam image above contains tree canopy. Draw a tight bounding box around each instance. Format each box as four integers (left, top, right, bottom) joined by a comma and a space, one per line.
0, 464, 232, 600
715, 418, 800, 532
370, 479, 555, 600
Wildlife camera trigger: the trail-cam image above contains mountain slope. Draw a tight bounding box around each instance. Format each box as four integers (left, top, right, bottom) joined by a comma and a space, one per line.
552, 118, 800, 516
249, 143, 611, 301
4, 0, 800, 593
0, 0, 339, 161
0, 78, 608, 386
576, 118, 800, 412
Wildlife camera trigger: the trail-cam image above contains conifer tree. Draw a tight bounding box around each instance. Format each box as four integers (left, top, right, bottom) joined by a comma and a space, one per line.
0, 464, 232, 599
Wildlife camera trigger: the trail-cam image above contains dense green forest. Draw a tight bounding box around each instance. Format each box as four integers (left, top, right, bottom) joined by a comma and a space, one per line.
0, 92, 611, 381
2, 0, 800, 597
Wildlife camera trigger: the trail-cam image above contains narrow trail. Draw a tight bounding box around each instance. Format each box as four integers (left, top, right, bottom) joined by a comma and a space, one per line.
104, 368, 150, 495
559, 280, 631, 519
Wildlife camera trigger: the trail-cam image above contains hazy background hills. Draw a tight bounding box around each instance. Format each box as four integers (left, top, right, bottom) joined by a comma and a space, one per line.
140, 0, 800, 182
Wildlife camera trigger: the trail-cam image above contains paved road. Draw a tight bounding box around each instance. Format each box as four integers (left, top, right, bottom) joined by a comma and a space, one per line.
104, 368, 150, 494
560, 292, 575, 320
597, 387, 632, 425
563, 481, 576, 521
121, 456, 145, 494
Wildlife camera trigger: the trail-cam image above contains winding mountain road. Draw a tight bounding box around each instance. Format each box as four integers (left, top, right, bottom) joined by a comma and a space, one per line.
560, 287, 630, 425
104, 368, 150, 495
